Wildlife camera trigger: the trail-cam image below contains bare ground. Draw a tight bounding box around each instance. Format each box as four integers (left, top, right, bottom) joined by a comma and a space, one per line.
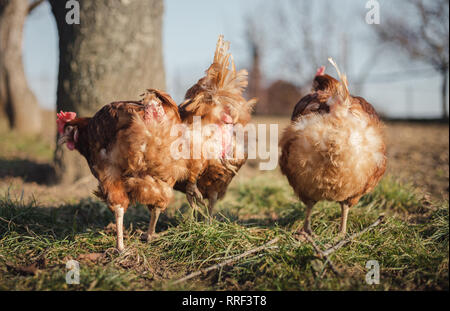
384, 122, 449, 199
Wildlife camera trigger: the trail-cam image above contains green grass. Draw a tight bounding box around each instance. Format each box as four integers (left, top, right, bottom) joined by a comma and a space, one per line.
0, 176, 448, 291
0, 130, 55, 184
0, 130, 53, 161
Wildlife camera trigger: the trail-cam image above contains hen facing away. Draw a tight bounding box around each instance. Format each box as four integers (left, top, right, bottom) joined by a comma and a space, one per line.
57, 89, 188, 252
279, 60, 386, 237
174, 35, 256, 219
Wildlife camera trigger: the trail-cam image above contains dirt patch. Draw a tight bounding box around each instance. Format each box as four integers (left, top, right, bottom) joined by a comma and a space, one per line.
384, 122, 449, 199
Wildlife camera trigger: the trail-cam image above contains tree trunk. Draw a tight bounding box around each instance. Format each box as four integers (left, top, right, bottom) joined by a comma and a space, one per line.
0, 0, 42, 134
248, 47, 266, 114
49, 0, 166, 184
441, 69, 449, 120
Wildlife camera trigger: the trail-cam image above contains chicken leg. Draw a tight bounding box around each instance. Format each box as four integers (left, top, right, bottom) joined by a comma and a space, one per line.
186, 181, 204, 207
339, 203, 350, 237
146, 206, 161, 241
114, 205, 125, 252
301, 201, 316, 236
207, 191, 218, 224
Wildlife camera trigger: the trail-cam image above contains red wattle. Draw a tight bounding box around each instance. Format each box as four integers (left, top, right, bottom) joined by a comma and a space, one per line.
67, 141, 75, 150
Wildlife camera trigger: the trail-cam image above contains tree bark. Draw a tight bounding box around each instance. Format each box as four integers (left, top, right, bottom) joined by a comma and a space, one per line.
0, 0, 42, 134
49, 0, 166, 184
441, 69, 449, 120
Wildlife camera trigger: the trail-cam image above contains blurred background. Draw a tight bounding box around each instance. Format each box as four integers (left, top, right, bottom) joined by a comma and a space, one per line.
0, 0, 448, 199
18, 0, 450, 119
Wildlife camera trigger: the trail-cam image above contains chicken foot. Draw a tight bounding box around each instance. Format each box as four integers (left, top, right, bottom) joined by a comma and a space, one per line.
186, 181, 207, 218
186, 181, 204, 203
300, 202, 316, 236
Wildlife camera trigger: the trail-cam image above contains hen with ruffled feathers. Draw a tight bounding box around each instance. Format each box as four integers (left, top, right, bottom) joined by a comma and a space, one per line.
279, 60, 387, 237
57, 89, 188, 252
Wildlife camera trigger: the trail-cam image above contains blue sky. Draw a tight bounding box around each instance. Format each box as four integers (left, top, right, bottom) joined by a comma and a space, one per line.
23, 0, 448, 118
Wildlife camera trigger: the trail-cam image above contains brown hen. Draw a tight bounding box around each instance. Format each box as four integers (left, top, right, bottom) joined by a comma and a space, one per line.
174, 35, 256, 219
57, 89, 188, 251
279, 60, 386, 237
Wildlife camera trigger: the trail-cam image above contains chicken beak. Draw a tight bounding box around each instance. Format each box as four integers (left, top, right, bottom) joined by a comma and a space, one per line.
57, 134, 68, 145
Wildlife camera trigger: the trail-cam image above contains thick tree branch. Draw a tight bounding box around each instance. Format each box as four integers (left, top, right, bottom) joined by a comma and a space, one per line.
28, 0, 45, 14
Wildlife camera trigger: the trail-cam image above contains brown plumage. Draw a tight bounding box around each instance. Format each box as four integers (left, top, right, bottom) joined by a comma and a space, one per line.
57, 89, 188, 251
279, 60, 387, 237
174, 35, 256, 217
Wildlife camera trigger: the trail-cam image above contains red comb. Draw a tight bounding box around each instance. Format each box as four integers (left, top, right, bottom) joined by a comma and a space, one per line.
316, 66, 326, 76
56, 111, 76, 134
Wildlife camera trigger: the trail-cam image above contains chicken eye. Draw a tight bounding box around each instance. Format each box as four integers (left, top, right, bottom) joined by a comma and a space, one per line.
65, 126, 73, 134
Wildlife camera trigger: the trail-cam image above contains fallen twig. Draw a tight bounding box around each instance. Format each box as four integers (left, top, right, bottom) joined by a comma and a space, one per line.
173, 237, 279, 284
295, 216, 385, 277
299, 231, 341, 277
212, 245, 279, 262
322, 215, 385, 257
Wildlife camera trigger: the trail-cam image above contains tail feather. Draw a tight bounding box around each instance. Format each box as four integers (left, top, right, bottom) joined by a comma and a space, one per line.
328, 58, 350, 105
208, 35, 248, 97
182, 35, 255, 120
